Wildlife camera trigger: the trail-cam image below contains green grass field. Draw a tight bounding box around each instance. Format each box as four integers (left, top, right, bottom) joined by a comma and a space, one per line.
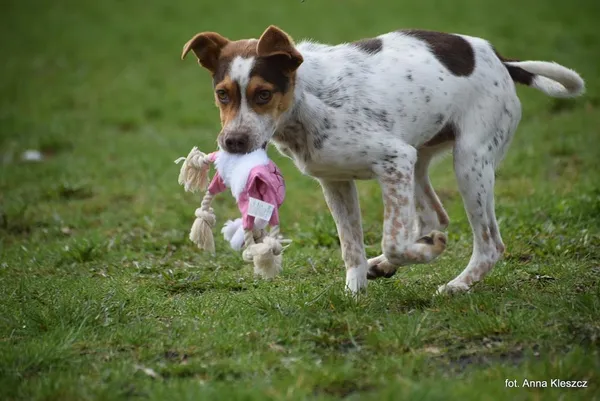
1, 0, 600, 400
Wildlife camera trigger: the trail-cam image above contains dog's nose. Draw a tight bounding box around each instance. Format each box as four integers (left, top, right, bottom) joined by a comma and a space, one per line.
224, 132, 250, 154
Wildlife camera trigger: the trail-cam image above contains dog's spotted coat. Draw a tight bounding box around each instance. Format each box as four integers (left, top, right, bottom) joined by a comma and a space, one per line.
182, 26, 585, 294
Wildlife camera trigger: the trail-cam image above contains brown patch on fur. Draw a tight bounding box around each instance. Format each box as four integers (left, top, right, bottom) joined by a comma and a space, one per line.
424, 184, 450, 226
251, 26, 303, 99
438, 212, 450, 227
481, 225, 490, 243
182, 32, 260, 87
213, 39, 259, 84
220, 39, 259, 60
247, 79, 296, 119
181, 32, 230, 72
214, 76, 241, 127
402, 30, 475, 76
423, 121, 457, 147
383, 196, 393, 220
351, 38, 383, 54
247, 76, 278, 113
257, 26, 303, 67
390, 216, 403, 240
397, 196, 409, 206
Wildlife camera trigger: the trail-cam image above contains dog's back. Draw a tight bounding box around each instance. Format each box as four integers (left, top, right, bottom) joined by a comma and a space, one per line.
294, 30, 584, 151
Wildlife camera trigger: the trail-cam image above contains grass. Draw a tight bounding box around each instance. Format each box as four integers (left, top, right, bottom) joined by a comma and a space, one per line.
1, 0, 599, 399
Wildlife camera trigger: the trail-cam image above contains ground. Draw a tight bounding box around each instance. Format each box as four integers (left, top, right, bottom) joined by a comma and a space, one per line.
1, 0, 599, 400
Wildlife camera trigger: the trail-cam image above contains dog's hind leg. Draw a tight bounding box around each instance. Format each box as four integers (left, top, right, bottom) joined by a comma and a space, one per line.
437, 97, 521, 294
414, 146, 451, 237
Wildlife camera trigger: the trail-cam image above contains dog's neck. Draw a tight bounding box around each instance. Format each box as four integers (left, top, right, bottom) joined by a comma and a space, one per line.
273, 51, 332, 161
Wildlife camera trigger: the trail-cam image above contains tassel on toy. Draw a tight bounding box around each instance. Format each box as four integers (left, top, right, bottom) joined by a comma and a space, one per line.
175, 149, 217, 253
242, 226, 291, 279
175, 147, 211, 193
188, 191, 217, 253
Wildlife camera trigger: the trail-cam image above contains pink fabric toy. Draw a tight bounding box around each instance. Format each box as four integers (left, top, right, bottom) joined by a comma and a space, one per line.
207, 150, 285, 232
175, 147, 291, 278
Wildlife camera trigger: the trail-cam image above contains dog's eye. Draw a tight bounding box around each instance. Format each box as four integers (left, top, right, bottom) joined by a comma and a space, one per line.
216, 89, 229, 104
255, 90, 272, 105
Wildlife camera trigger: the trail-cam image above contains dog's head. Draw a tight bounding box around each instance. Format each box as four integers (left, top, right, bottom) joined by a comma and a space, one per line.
182, 26, 303, 154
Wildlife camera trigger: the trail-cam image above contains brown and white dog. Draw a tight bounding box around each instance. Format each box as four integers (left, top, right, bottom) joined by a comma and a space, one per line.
181, 26, 584, 295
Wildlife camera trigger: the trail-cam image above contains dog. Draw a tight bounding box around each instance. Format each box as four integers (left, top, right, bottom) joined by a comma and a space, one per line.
181, 26, 584, 294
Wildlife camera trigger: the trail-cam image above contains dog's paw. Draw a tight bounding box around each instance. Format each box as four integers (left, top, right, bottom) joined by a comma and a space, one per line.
367, 255, 397, 280
436, 280, 470, 295
417, 230, 447, 258
345, 266, 368, 294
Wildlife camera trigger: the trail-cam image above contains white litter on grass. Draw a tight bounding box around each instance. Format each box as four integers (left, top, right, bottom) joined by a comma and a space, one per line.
21, 149, 44, 162
134, 364, 162, 380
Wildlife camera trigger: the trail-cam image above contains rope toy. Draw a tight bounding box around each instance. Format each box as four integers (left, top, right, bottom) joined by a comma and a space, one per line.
175, 147, 291, 278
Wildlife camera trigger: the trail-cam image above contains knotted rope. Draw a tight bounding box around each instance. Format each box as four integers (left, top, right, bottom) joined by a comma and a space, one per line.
242, 225, 291, 278
175, 148, 216, 253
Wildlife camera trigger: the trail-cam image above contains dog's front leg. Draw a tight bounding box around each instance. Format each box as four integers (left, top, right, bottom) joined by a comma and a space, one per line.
368, 145, 447, 279
319, 179, 368, 294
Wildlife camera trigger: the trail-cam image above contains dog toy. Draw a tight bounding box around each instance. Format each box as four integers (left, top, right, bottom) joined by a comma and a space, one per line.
175, 147, 290, 278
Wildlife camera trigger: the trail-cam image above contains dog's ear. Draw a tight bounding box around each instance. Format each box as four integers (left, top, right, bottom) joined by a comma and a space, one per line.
181, 32, 230, 73
257, 26, 303, 72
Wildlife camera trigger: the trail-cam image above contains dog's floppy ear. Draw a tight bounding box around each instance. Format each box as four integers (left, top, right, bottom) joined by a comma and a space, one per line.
181, 32, 230, 73
257, 26, 303, 71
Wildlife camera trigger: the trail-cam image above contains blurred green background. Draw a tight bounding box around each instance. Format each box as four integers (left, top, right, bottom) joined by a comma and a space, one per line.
1, 0, 599, 400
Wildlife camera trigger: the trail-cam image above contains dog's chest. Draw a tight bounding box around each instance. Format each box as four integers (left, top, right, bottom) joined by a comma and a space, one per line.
273, 120, 378, 180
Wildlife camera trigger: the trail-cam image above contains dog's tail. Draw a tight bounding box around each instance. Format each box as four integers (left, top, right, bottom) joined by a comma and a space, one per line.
496, 52, 585, 98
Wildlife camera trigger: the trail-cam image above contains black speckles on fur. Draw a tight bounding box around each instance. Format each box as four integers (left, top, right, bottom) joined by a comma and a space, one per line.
435, 113, 444, 125
274, 121, 307, 159
313, 135, 327, 150
384, 165, 396, 175
383, 154, 398, 163
351, 37, 383, 54
406, 74, 414, 81
362, 107, 393, 131
425, 95, 431, 103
